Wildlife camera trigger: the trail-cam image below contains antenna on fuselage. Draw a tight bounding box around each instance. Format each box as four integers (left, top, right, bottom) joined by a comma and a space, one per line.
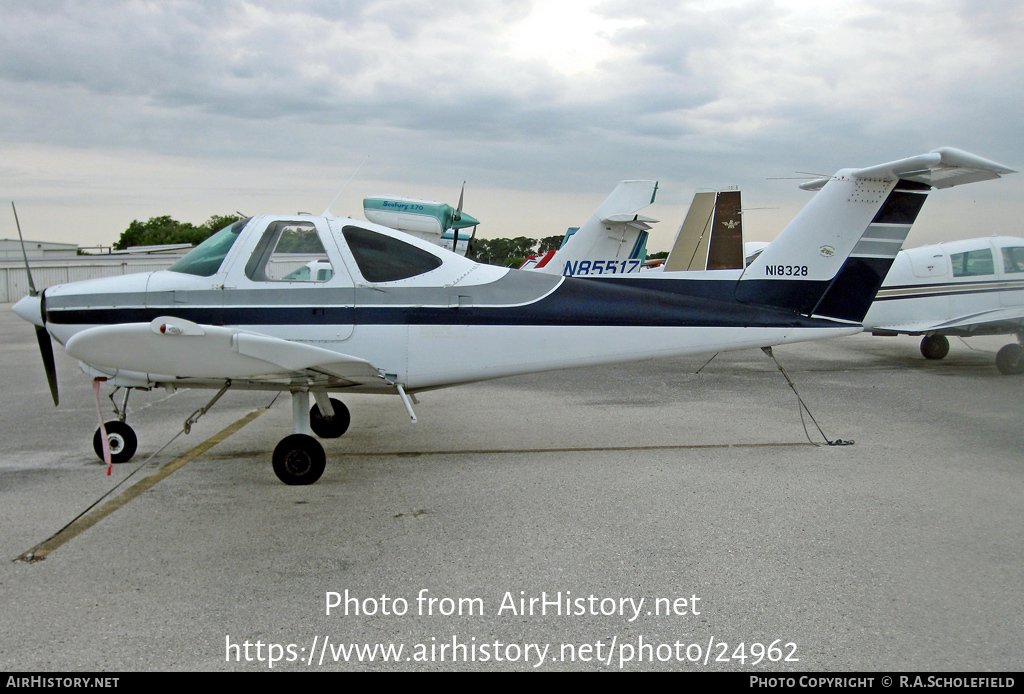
322, 155, 370, 217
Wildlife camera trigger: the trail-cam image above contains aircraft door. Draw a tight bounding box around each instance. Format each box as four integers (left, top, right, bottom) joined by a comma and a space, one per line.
229, 218, 355, 342
999, 241, 1024, 308
948, 244, 999, 320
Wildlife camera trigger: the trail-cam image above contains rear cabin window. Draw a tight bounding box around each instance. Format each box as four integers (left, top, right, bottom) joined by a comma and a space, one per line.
342, 226, 442, 282
950, 248, 994, 277
1002, 247, 1024, 274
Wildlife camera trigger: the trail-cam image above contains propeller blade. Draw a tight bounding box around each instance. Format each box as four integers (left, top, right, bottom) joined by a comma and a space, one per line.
35, 325, 59, 406
12, 202, 38, 297
12, 205, 58, 405
454, 181, 465, 223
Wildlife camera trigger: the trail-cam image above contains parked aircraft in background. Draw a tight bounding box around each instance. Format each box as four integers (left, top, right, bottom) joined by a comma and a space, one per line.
521, 180, 658, 276
523, 185, 748, 275
651, 189, 746, 272
864, 236, 1024, 374
11, 147, 1014, 484
644, 183, 1024, 375
363, 183, 479, 256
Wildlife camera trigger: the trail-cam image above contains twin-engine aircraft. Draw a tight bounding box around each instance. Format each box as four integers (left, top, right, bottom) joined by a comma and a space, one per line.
11, 147, 1014, 484
864, 235, 1024, 374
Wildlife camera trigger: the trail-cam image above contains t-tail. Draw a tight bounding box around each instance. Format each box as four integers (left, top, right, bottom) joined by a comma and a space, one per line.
736, 147, 1016, 323
532, 180, 659, 276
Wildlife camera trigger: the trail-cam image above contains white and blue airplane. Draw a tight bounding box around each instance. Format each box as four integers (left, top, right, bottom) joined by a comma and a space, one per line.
11, 147, 1014, 484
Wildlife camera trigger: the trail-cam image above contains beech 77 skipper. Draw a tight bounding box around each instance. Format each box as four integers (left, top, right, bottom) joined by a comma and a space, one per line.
11, 148, 1014, 484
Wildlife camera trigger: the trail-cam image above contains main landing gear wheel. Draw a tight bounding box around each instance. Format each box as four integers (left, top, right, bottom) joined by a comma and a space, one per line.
272, 434, 326, 485
920, 334, 950, 360
995, 343, 1024, 376
309, 398, 351, 439
92, 421, 138, 464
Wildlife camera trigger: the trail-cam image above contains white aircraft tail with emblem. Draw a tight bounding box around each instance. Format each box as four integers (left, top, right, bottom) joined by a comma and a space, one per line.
735, 147, 1016, 323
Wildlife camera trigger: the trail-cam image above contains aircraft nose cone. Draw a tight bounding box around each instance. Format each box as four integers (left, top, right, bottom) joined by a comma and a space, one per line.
12, 294, 44, 327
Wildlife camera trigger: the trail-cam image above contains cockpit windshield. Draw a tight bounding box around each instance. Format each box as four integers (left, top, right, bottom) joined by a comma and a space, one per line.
168, 217, 251, 277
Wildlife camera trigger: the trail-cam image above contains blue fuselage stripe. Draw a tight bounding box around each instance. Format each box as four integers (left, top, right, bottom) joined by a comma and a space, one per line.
45, 279, 848, 330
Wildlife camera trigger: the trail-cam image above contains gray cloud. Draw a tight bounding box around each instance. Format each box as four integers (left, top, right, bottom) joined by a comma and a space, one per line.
0, 0, 1020, 247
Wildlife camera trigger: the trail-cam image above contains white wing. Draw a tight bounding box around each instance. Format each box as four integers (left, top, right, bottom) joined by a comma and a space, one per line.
872, 306, 1024, 335
65, 316, 386, 388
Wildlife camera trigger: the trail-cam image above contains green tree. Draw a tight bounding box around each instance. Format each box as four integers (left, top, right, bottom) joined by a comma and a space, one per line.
199, 214, 244, 235
469, 236, 553, 266
538, 235, 564, 253
114, 214, 243, 250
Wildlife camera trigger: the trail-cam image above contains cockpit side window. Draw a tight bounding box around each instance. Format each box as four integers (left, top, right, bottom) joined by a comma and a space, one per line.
342, 225, 442, 282
245, 221, 335, 282
950, 248, 994, 277
1002, 247, 1024, 274
168, 217, 251, 277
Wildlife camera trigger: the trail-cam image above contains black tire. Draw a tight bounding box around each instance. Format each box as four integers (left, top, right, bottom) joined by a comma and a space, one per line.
996, 343, 1024, 376
310, 398, 351, 439
920, 334, 950, 360
92, 421, 138, 464
272, 434, 326, 485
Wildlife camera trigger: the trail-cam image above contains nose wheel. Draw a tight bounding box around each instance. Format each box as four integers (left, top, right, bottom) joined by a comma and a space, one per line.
920, 334, 949, 360
93, 421, 138, 464
996, 343, 1024, 375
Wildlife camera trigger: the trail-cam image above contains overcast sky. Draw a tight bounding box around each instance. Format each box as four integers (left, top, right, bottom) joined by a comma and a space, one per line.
1, 0, 1021, 250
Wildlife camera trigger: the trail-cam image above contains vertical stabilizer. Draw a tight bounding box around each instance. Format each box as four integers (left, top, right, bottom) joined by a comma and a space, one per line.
533, 180, 659, 276
707, 190, 744, 270
664, 190, 744, 271
663, 192, 715, 272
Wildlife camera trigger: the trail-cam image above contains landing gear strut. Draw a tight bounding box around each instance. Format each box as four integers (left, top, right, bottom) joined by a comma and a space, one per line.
920, 334, 949, 360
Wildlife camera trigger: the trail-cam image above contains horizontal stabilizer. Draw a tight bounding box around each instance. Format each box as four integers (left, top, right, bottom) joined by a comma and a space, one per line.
603, 213, 658, 224
799, 147, 1016, 191
852, 147, 1015, 189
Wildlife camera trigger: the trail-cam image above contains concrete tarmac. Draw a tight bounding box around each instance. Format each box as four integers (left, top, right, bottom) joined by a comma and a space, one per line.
0, 305, 1021, 672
